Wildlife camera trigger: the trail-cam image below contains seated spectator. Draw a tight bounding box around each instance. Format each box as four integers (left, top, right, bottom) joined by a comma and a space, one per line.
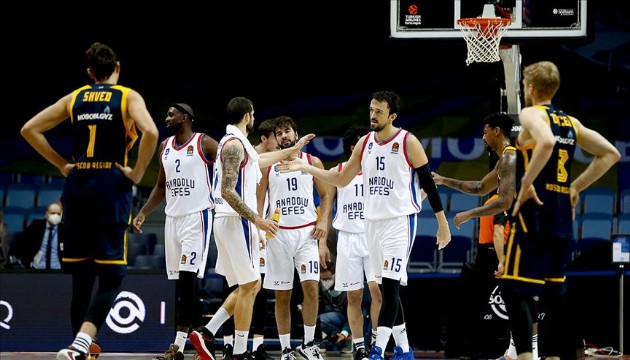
11, 202, 65, 269
318, 264, 352, 353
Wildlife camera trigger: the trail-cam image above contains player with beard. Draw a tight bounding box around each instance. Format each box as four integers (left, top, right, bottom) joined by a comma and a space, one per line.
191, 99, 315, 360
257, 116, 334, 360
276, 91, 451, 360
133, 103, 218, 360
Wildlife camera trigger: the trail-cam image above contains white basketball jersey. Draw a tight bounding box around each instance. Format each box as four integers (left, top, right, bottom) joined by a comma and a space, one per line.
267, 151, 318, 227
213, 135, 259, 218
332, 162, 365, 234
360, 129, 422, 220
162, 133, 214, 217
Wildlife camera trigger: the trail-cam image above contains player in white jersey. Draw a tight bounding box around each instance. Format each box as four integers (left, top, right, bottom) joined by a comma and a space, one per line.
190, 98, 315, 360
277, 91, 451, 360
133, 103, 218, 359
330, 125, 382, 360
258, 116, 334, 360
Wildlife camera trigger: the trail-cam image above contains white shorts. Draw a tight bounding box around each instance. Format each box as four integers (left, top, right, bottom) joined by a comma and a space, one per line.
366, 214, 417, 286
214, 216, 260, 288
334, 231, 376, 292
263, 225, 320, 290
164, 209, 213, 280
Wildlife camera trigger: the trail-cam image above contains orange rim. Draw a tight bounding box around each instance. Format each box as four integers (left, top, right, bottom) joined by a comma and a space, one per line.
457, 17, 511, 29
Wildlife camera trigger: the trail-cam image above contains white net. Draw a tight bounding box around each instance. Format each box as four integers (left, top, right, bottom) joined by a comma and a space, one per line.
458, 18, 510, 66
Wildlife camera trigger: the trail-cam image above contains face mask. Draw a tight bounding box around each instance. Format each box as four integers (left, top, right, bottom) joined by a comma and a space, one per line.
166, 121, 183, 135
321, 278, 334, 291
48, 214, 61, 225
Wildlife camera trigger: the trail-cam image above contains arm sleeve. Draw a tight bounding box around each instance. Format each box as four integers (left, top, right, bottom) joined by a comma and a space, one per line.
415, 163, 444, 213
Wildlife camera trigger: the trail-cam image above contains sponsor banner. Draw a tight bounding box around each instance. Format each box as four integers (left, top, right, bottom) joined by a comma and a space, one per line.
0, 272, 175, 351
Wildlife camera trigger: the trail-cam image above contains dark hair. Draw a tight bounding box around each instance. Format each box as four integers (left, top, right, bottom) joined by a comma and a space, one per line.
343, 124, 369, 157
483, 112, 514, 137
274, 115, 298, 133
257, 118, 277, 142
85, 42, 118, 81
225, 97, 253, 125
372, 90, 400, 116
171, 103, 194, 121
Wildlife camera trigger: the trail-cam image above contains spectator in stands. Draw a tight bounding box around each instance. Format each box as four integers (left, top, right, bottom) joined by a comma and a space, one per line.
317, 264, 352, 353
11, 202, 65, 270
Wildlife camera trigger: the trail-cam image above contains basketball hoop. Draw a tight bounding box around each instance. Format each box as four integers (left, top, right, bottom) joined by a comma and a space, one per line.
458, 17, 511, 66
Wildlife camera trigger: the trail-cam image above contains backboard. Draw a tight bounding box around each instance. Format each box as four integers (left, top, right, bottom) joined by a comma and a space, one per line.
391, 0, 587, 40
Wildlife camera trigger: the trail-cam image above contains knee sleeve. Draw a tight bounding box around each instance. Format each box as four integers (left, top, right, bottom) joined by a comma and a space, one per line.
379, 278, 401, 328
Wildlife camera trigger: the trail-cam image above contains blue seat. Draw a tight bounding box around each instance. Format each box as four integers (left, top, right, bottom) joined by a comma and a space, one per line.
2, 207, 27, 233
409, 235, 437, 272
152, 243, 165, 256
129, 232, 157, 255
449, 193, 480, 213
437, 235, 473, 273
621, 189, 630, 215
127, 242, 148, 266
132, 254, 164, 269
25, 206, 48, 227
581, 187, 615, 216
447, 211, 476, 239
4, 184, 38, 208
36, 185, 64, 207
16, 173, 47, 185
616, 214, 630, 235
0, 186, 5, 207
579, 213, 613, 241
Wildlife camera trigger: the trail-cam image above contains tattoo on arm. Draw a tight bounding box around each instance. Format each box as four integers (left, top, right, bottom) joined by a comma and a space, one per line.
221, 143, 258, 223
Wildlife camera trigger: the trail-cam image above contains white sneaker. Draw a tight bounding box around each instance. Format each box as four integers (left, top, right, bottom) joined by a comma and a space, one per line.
282, 348, 297, 360
57, 346, 87, 360
297, 342, 324, 360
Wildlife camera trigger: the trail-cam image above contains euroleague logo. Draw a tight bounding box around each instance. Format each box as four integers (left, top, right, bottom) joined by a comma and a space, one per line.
106, 291, 146, 334
408, 4, 419, 15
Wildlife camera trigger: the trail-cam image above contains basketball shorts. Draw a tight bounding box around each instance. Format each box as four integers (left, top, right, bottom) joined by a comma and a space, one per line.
214, 216, 260, 287
263, 225, 319, 290
366, 214, 417, 286
62, 167, 133, 276
164, 208, 212, 280
334, 230, 375, 291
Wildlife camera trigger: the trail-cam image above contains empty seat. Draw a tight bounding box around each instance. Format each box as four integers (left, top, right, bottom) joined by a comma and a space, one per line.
2, 207, 27, 233
0, 186, 5, 207
409, 235, 438, 272
447, 211, 476, 239
129, 232, 158, 255
579, 213, 613, 241
16, 173, 47, 185
132, 254, 165, 269
581, 187, 615, 216
621, 189, 630, 215
4, 184, 38, 208
152, 243, 165, 256
449, 193, 480, 213
127, 242, 148, 266
36, 185, 64, 207
617, 214, 630, 235
437, 235, 473, 273
25, 206, 49, 227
